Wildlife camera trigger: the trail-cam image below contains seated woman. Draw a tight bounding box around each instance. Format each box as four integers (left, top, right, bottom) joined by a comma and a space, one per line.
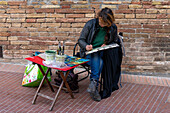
78, 7, 122, 101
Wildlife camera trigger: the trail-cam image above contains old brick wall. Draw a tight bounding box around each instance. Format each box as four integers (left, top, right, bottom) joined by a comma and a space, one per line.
0, 1, 169, 76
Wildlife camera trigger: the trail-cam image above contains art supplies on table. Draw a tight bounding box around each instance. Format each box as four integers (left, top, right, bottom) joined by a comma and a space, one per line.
57, 40, 65, 55
65, 55, 89, 67
58, 40, 62, 55
45, 50, 56, 64
62, 40, 65, 55
56, 54, 66, 63
37, 52, 89, 68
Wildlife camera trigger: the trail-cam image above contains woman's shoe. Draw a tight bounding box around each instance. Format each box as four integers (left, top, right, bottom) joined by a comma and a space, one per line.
90, 89, 101, 102
87, 79, 97, 93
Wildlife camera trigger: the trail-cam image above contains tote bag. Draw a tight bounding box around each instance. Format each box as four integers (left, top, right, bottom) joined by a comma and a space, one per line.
22, 64, 51, 87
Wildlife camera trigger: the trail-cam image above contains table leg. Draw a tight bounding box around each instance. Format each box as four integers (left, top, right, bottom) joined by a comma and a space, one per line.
59, 71, 74, 99
32, 64, 54, 104
49, 80, 64, 111
38, 65, 54, 92
49, 71, 74, 111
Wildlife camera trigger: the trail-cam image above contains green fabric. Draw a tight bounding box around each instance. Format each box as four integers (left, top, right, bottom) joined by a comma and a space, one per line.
92, 26, 106, 48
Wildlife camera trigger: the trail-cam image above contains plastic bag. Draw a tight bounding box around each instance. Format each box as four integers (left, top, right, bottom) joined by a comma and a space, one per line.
22, 64, 51, 87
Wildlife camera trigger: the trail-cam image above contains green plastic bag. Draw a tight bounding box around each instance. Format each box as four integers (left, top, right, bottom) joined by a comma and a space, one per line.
22, 64, 51, 87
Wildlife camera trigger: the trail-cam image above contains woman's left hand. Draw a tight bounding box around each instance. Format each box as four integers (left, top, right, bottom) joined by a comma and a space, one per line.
101, 44, 106, 47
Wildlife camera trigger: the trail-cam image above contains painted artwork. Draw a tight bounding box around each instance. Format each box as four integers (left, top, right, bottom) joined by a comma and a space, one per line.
65, 56, 89, 67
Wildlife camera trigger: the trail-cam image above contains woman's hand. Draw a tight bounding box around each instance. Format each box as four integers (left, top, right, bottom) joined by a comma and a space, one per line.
86, 45, 93, 51
101, 44, 106, 47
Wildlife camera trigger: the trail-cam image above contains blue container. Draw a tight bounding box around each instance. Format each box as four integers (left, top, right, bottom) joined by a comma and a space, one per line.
35, 51, 41, 56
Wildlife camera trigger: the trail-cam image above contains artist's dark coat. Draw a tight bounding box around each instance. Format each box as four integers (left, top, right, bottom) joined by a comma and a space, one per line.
100, 47, 122, 99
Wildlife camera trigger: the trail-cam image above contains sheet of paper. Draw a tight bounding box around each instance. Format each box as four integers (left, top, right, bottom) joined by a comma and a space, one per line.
85, 43, 119, 55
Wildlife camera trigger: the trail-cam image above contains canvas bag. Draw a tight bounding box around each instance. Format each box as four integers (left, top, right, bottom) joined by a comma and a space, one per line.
22, 64, 51, 87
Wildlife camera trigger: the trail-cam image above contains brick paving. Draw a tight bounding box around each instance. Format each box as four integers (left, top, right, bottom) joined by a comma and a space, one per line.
0, 63, 169, 87
0, 63, 169, 113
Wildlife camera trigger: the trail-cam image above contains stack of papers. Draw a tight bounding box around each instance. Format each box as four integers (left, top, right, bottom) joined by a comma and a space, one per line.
43, 60, 67, 68
38, 53, 46, 60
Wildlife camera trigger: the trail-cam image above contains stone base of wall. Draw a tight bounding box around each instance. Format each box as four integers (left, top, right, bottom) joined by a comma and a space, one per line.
121, 74, 169, 87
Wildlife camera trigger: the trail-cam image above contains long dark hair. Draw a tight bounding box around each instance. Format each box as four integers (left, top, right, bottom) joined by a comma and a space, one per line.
98, 7, 115, 44
98, 7, 115, 27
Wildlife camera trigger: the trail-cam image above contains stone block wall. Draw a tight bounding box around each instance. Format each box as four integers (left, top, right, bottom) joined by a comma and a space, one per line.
0, 1, 169, 76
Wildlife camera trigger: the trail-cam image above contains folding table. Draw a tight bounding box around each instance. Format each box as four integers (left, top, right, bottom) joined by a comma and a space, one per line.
25, 56, 89, 111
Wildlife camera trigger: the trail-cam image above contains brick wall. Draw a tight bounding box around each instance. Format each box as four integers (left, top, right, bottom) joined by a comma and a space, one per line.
0, 1, 169, 76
